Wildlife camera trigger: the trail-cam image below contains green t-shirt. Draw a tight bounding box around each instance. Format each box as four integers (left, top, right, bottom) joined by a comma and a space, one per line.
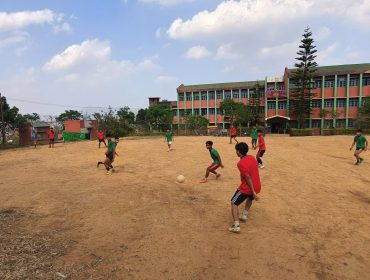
210, 148, 220, 164
165, 132, 173, 142
354, 135, 367, 149
251, 128, 258, 140
107, 139, 116, 152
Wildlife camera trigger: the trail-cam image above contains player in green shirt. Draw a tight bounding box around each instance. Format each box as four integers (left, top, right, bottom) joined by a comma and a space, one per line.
164, 129, 174, 152
251, 126, 258, 150
350, 129, 368, 165
97, 135, 119, 174
200, 140, 224, 183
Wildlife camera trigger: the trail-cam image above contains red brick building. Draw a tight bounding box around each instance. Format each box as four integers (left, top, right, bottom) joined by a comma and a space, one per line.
64, 120, 97, 140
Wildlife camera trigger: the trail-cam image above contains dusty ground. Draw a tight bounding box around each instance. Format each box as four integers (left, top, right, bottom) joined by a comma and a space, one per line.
0, 135, 369, 280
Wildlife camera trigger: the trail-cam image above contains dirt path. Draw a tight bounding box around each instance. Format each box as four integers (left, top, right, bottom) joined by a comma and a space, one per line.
0, 136, 369, 279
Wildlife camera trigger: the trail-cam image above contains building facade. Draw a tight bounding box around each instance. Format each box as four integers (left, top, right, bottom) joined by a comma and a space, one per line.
173, 63, 370, 133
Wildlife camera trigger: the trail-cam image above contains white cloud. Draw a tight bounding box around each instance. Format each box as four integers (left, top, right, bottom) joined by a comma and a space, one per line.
139, 0, 196, 7
167, 0, 370, 40
215, 43, 241, 60
0, 33, 29, 48
156, 75, 179, 83
316, 26, 331, 41
185, 45, 212, 59
0, 9, 71, 33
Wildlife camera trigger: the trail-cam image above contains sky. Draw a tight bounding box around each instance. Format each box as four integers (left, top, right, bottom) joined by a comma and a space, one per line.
0, 0, 370, 116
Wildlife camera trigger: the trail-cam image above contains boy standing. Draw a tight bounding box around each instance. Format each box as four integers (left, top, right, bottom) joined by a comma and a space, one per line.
256, 130, 266, 169
229, 125, 238, 144
251, 126, 258, 149
350, 129, 368, 165
229, 142, 261, 233
200, 141, 224, 183
98, 130, 107, 148
165, 129, 174, 151
48, 127, 55, 148
31, 126, 37, 148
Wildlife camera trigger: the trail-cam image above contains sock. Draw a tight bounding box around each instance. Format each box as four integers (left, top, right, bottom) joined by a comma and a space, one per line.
242, 210, 249, 216
234, 221, 240, 227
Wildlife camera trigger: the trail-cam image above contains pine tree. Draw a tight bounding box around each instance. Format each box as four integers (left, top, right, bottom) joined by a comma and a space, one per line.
290, 27, 318, 128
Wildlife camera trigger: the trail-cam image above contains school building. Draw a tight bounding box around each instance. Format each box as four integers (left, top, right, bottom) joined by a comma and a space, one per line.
171, 63, 370, 133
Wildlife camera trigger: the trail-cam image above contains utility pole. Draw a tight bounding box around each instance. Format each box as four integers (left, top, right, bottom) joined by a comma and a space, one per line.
0, 92, 4, 146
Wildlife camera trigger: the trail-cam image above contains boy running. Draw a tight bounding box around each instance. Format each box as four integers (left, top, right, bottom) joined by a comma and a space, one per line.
256, 130, 266, 169
251, 126, 258, 149
229, 125, 238, 144
350, 129, 368, 165
229, 142, 261, 233
165, 129, 174, 151
98, 130, 107, 149
97, 134, 118, 175
48, 127, 55, 148
200, 140, 224, 183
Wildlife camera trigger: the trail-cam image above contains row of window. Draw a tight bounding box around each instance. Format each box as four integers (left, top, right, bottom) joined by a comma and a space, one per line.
178, 107, 265, 116
312, 98, 359, 108
267, 102, 287, 110
179, 90, 265, 101
312, 77, 370, 88
311, 119, 354, 128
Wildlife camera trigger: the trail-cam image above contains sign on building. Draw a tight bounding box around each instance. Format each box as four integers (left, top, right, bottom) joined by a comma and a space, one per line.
266, 76, 283, 83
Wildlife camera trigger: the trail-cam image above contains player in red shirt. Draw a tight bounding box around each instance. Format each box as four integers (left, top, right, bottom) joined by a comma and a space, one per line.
98, 130, 107, 148
229, 125, 238, 144
229, 142, 261, 233
256, 130, 266, 169
48, 127, 55, 148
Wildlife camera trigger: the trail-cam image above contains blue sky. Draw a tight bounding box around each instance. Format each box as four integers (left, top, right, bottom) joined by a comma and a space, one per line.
1, 0, 369, 116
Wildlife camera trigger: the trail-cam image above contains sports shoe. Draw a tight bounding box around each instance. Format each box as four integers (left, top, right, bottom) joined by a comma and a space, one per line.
216, 174, 221, 180
228, 224, 240, 233
359, 158, 364, 164
106, 171, 112, 175
200, 178, 208, 183
354, 161, 359, 165
259, 164, 265, 169
240, 213, 249, 222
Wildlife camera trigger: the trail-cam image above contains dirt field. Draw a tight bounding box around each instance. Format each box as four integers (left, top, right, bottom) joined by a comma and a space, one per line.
0, 135, 369, 280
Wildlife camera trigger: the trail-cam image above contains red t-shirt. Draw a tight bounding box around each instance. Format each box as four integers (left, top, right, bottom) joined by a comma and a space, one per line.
48, 130, 55, 139
230, 127, 237, 136
258, 135, 266, 150
98, 132, 104, 140
237, 155, 261, 195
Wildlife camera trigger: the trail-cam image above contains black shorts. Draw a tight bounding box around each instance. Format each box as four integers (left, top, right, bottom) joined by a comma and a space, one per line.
355, 147, 364, 151
257, 150, 265, 158
99, 139, 105, 143
49, 139, 55, 143
231, 190, 254, 206
231, 135, 237, 138
106, 152, 114, 160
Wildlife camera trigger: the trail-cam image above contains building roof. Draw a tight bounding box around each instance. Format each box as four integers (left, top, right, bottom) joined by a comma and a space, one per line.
177, 80, 264, 93
32, 121, 50, 128
287, 63, 370, 77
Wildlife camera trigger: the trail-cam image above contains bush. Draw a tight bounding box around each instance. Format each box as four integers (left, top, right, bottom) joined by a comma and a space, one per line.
290, 128, 313, 136
322, 128, 370, 136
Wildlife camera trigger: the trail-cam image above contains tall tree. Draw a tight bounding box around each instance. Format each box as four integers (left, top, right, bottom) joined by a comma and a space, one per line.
56, 110, 83, 126
146, 104, 172, 132
248, 82, 262, 125
290, 27, 318, 128
220, 99, 243, 125
23, 113, 41, 122
188, 115, 209, 134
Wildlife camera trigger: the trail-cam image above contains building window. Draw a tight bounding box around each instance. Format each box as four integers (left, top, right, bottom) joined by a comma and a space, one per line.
276, 84, 285, 90
312, 100, 322, 108
201, 92, 207, 100
363, 77, 370, 86
348, 119, 354, 127
209, 108, 215, 115
325, 80, 334, 88
232, 90, 239, 99
312, 120, 321, 128
225, 90, 231, 99
259, 106, 265, 114
336, 119, 346, 128
324, 100, 334, 108
278, 101, 287, 110
336, 99, 346, 107
185, 93, 192, 101
337, 78, 346, 88
217, 91, 223, 99
349, 98, 359, 107
208, 91, 215, 100
194, 109, 200, 115
178, 94, 184, 101
349, 78, 359, 87
179, 110, 184, 116
201, 108, 207, 116
216, 108, 222, 115
313, 80, 322, 89
241, 89, 247, 98
193, 92, 200, 100
267, 102, 276, 110
324, 119, 333, 128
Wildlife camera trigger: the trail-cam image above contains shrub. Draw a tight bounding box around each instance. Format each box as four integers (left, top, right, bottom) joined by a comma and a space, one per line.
290, 128, 313, 136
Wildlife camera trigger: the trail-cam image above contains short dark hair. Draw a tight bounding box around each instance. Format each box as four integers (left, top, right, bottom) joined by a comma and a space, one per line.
114, 136, 119, 140
206, 140, 213, 146
357, 129, 363, 132
235, 142, 249, 156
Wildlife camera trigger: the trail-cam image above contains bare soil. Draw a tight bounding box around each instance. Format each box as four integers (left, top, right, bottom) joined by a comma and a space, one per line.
0, 135, 369, 280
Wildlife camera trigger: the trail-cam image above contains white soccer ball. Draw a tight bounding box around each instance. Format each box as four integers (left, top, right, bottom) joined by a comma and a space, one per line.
177, 175, 185, 183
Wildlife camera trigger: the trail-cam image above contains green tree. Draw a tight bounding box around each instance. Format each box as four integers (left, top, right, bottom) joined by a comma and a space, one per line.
290, 27, 318, 128
220, 99, 243, 125
93, 107, 133, 137
355, 97, 370, 128
56, 110, 83, 126
146, 104, 172, 132
117, 106, 135, 125
188, 115, 209, 134
248, 82, 262, 125
235, 104, 252, 127
23, 113, 41, 122
136, 108, 148, 124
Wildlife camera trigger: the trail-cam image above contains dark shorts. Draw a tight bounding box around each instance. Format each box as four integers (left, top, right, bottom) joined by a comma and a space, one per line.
106, 152, 114, 160
356, 147, 364, 151
231, 135, 237, 138
252, 139, 257, 145
208, 163, 221, 172
49, 138, 55, 143
231, 190, 254, 206
257, 150, 265, 158
99, 139, 105, 143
